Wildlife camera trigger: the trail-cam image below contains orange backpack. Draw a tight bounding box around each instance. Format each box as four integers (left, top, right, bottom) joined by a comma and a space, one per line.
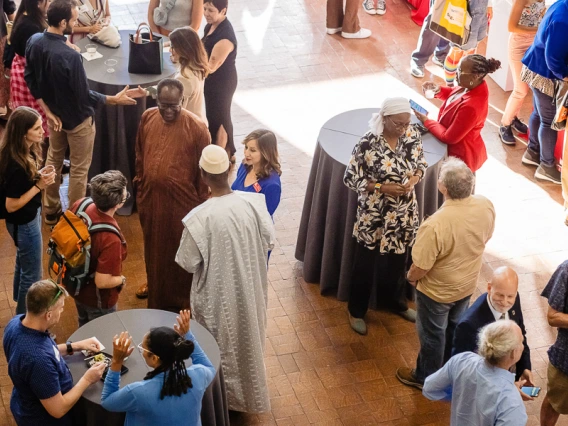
47, 198, 122, 296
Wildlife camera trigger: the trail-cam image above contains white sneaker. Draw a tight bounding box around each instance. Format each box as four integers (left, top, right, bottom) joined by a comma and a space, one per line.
363, 0, 377, 14
326, 27, 342, 35
376, 0, 386, 15
341, 28, 372, 39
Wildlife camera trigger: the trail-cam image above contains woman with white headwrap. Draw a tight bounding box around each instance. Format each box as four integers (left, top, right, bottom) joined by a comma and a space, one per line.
343, 97, 428, 335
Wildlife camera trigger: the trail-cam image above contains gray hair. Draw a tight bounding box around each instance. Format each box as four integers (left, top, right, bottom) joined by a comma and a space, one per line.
89, 170, 127, 211
438, 157, 475, 199
477, 320, 521, 366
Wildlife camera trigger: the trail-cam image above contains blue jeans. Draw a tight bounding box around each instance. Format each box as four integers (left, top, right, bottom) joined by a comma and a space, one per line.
528, 87, 558, 167
6, 209, 43, 315
75, 300, 117, 327
410, 0, 450, 68
414, 290, 471, 383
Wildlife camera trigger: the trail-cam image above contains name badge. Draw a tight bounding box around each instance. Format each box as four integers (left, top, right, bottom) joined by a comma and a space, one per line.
253, 182, 262, 193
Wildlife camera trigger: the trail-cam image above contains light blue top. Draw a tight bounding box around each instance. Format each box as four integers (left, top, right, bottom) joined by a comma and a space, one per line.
423, 352, 527, 426
101, 332, 215, 426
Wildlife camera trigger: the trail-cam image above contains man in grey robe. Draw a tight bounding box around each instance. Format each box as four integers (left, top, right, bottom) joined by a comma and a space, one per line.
175, 145, 274, 413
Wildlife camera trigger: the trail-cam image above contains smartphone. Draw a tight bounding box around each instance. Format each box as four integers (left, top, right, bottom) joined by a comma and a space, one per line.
410, 99, 428, 116
521, 386, 541, 397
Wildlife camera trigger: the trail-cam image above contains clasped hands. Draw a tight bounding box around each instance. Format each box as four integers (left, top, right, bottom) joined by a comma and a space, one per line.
365, 176, 420, 196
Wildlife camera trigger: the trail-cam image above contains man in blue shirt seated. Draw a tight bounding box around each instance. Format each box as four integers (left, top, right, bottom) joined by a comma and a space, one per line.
423, 320, 528, 425
24, 0, 136, 225
451, 266, 533, 389
3, 280, 107, 425
541, 260, 568, 426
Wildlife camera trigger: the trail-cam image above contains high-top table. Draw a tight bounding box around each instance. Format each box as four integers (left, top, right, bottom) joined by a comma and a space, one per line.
295, 108, 447, 308
66, 309, 229, 426
76, 31, 176, 215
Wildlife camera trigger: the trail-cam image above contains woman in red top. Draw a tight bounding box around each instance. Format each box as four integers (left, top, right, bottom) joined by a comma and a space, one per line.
413, 55, 501, 172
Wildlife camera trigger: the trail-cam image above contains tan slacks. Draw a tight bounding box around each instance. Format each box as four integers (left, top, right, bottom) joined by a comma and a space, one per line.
327, 0, 361, 34
44, 116, 96, 215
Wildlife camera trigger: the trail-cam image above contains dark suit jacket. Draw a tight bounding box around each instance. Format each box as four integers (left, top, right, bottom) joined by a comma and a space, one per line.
451, 292, 531, 380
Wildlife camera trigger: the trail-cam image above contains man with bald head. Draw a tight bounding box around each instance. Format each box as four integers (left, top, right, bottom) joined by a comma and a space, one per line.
451, 266, 532, 386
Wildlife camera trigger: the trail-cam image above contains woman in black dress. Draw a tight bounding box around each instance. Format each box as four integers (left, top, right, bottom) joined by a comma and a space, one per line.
202, 0, 237, 160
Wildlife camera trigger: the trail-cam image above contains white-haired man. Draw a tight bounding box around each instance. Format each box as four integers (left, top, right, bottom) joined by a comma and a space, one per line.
396, 157, 496, 388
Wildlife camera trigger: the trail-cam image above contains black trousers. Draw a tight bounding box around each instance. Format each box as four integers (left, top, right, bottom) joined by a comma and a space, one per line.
348, 242, 409, 319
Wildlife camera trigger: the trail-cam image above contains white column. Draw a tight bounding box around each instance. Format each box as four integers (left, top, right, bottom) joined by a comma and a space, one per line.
486, 0, 514, 91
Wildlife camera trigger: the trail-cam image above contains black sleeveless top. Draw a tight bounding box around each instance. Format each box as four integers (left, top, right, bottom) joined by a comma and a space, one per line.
202, 18, 237, 91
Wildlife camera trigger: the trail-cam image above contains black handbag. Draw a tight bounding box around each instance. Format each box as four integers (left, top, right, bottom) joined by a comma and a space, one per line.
128, 23, 163, 75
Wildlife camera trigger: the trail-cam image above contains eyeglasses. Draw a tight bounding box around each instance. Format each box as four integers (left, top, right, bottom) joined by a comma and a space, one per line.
388, 117, 410, 130
137, 342, 157, 357
157, 102, 182, 111
121, 191, 131, 204
48, 282, 64, 308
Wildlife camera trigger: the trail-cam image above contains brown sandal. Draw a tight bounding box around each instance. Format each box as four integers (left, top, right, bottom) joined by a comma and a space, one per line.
136, 284, 148, 299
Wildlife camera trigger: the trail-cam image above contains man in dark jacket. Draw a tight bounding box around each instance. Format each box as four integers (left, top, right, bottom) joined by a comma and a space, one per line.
451, 266, 532, 387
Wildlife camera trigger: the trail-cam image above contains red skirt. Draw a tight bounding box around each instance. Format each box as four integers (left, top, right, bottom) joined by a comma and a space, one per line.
10, 54, 49, 136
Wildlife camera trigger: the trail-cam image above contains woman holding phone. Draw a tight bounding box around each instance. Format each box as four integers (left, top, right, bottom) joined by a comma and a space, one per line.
414, 55, 501, 173
0, 107, 55, 314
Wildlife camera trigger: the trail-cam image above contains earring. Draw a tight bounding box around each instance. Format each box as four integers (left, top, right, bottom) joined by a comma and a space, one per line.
470, 81, 473, 86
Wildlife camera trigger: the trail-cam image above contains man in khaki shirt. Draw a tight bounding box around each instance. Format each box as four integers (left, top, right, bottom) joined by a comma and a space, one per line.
396, 157, 495, 389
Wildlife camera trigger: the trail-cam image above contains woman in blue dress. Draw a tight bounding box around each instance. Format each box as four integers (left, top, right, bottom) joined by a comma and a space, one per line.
231, 129, 282, 217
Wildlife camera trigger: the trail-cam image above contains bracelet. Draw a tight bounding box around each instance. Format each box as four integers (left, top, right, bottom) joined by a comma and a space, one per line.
34, 183, 42, 191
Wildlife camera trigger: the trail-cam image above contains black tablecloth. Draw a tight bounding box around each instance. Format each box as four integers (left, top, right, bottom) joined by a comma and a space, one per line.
294, 108, 447, 309
67, 309, 229, 426
76, 31, 177, 215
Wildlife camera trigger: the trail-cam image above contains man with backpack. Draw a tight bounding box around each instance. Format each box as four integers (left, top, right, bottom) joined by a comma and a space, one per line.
540, 260, 568, 426
49, 170, 128, 326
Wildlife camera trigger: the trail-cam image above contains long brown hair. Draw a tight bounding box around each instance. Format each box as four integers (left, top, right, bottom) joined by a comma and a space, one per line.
0, 107, 43, 185
169, 27, 210, 81
243, 129, 282, 179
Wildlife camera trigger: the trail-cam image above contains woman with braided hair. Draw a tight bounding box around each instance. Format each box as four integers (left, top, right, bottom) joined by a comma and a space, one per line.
101, 310, 216, 425
413, 54, 501, 173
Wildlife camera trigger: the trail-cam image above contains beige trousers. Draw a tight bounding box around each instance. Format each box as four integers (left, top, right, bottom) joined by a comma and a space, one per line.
502, 33, 535, 126
326, 0, 361, 34
44, 117, 96, 215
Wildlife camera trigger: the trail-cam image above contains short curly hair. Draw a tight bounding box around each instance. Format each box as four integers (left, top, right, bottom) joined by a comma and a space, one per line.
438, 157, 474, 199
88, 170, 127, 212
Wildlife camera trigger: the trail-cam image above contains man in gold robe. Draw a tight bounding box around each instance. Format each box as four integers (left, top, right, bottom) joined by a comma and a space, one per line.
134, 78, 210, 311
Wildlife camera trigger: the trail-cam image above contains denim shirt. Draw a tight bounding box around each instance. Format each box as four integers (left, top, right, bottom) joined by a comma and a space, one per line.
24, 31, 106, 130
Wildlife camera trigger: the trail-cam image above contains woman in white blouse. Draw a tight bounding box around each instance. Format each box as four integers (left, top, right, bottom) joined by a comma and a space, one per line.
148, 0, 203, 35
72, 0, 111, 42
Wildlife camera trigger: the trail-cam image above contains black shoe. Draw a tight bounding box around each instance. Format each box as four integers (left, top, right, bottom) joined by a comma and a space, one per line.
521, 148, 540, 167
535, 163, 561, 184
45, 210, 62, 225
499, 125, 515, 145
511, 117, 528, 134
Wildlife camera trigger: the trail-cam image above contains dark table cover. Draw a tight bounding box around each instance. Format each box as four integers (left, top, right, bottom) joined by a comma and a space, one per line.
76, 31, 177, 215
295, 108, 447, 309
67, 309, 230, 426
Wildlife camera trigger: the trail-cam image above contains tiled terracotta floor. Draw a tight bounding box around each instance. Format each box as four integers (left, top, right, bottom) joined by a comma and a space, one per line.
1, 0, 568, 425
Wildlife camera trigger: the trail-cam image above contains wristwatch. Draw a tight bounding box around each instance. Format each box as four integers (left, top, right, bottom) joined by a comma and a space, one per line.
66, 341, 74, 355
121, 276, 126, 286
374, 182, 382, 193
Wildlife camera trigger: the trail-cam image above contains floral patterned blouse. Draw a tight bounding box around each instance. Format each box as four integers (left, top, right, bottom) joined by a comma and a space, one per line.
343, 125, 428, 254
